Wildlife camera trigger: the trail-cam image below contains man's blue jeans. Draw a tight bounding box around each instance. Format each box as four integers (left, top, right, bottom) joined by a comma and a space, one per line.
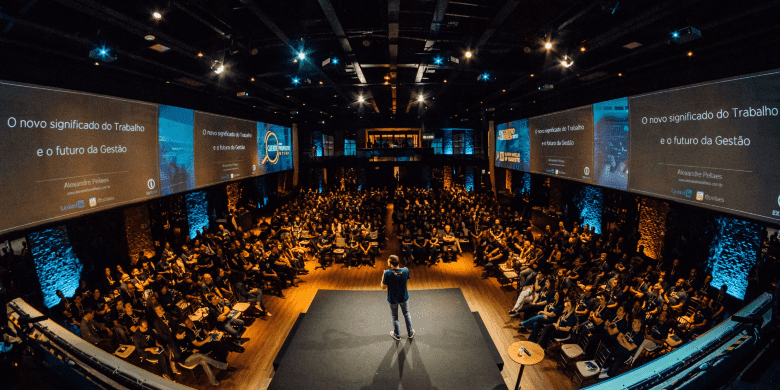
390, 301, 414, 338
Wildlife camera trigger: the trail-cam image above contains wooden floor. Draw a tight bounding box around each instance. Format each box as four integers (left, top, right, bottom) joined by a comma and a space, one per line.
174, 204, 579, 390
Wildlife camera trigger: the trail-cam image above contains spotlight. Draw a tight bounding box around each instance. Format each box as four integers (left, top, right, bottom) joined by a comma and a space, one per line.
144, 35, 155, 41
332, 58, 339, 65
544, 42, 552, 50
672, 31, 680, 38
197, 52, 203, 57
465, 51, 472, 58
561, 56, 574, 67
292, 77, 300, 84
358, 96, 365, 103
152, 11, 162, 20
298, 52, 305, 60
687, 51, 693, 57
433, 56, 443, 65
89, 47, 116, 62
214, 64, 224, 74
417, 95, 424, 102
618, 73, 623, 76
479, 72, 490, 81
580, 46, 586, 52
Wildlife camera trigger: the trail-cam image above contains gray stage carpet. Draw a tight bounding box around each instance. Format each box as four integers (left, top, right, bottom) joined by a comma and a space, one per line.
268, 288, 507, 390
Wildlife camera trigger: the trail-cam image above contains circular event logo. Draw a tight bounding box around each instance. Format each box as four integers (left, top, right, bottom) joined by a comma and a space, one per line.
584, 167, 590, 175
147, 179, 156, 190
261, 131, 280, 164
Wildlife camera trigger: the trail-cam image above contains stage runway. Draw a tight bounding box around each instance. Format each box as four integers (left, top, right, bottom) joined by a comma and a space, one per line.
268, 288, 507, 390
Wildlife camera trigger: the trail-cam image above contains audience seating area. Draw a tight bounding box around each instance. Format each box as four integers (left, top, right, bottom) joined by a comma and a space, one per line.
30, 185, 777, 387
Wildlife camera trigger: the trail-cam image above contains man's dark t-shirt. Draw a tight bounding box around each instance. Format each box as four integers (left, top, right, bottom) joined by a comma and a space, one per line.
383, 268, 410, 304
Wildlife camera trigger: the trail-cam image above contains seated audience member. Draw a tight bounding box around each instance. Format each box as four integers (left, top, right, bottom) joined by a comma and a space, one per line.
535, 297, 577, 349
638, 310, 672, 358
80, 307, 113, 351
206, 294, 245, 338
315, 230, 333, 269
232, 272, 272, 317
413, 228, 429, 265
602, 305, 629, 347
132, 320, 176, 380
171, 326, 236, 386
359, 230, 376, 267
679, 296, 713, 340
508, 272, 546, 317
664, 278, 689, 314
258, 254, 286, 298
599, 317, 644, 379
518, 290, 563, 342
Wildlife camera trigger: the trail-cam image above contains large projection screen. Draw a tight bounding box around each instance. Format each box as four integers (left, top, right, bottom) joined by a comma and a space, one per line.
529, 105, 595, 183
0, 82, 160, 233
628, 70, 780, 224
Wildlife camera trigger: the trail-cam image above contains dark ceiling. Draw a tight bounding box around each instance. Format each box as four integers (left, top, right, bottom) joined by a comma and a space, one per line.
1, 0, 780, 131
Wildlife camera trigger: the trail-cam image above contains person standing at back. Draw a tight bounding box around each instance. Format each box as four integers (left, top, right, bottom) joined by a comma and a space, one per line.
381, 255, 415, 341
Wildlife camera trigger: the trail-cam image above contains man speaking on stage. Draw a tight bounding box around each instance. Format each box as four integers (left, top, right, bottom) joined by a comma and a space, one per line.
381, 255, 415, 341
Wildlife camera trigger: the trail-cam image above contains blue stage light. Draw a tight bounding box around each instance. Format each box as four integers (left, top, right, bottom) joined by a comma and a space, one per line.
332, 58, 339, 65
672, 31, 679, 38
292, 77, 300, 85
298, 52, 306, 60
480, 73, 490, 81
433, 56, 443, 65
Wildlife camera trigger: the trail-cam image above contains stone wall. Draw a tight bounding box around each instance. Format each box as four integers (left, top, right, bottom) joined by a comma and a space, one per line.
29, 226, 83, 307
637, 198, 670, 260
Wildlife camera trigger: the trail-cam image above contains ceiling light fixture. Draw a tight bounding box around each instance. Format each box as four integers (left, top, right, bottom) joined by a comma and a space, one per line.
298, 52, 305, 60
544, 42, 552, 50
687, 51, 693, 57
418, 95, 424, 102
152, 11, 162, 20
561, 55, 574, 67
197, 52, 203, 57
465, 51, 472, 58
250, 77, 255, 82
292, 77, 300, 85
358, 96, 365, 103
144, 35, 155, 41
433, 56, 443, 65
580, 47, 586, 52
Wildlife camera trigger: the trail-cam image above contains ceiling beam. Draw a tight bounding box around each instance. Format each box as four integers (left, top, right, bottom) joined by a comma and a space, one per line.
410, 0, 450, 113
2, 0, 39, 34
238, 0, 357, 110
317, 0, 367, 84
435, 0, 521, 111
388, 0, 400, 114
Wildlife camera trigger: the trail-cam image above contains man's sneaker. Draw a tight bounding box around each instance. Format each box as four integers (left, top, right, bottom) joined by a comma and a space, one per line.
409, 330, 415, 339
390, 332, 401, 341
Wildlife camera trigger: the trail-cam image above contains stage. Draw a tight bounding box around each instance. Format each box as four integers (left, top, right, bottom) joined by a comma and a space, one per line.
269, 288, 507, 390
